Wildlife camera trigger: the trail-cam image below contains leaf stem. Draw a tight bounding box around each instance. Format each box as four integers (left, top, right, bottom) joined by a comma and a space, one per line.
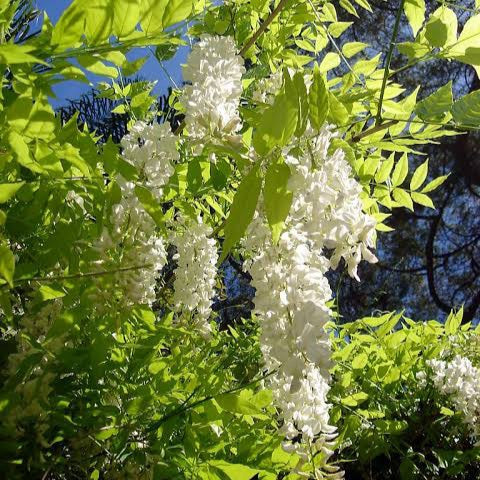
9, 264, 153, 286
239, 0, 290, 56
306, 0, 365, 87
351, 119, 399, 143
146, 369, 276, 433
376, 0, 406, 125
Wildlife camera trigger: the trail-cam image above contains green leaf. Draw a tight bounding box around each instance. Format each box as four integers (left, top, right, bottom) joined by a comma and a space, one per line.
393, 188, 413, 210
140, 0, 192, 34
362, 313, 393, 328
52, 0, 141, 46
328, 22, 353, 38
78, 55, 118, 78
327, 92, 349, 125
352, 352, 368, 370
410, 159, 429, 190
57, 143, 91, 176
404, 0, 425, 37
425, 16, 448, 48
445, 307, 463, 334
19, 97, 56, 140
341, 392, 369, 407
415, 82, 453, 120
216, 391, 260, 415
400, 458, 418, 480
293, 72, 309, 137
377, 313, 402, 337
38, 285, 66, 301
46, 311, 78, 340
264, 158, 293, 244
375, 155, 394, 183
342, 42, 368, 58
253, 76, 299, 155
397, 40, 430, 60
425, 7, 457, 48
162, 0, 192, 28
448, 14, 480, 74
220, 166, 263, 262
375, 419, 408, 434
95, 427, 118, 441
421, 175, 448, 193
0, 182, 24, 203
112, 1, 141, 37
135, 186, 164, 226
0, 244, 15, 288
319, 52, 340, 73
8, 130, 42, 173
148, 360, 166, 375
208, 460, 275, 480
452, 90, 480, 126
440, 406, 455, 416
411, 192, 434, 208
353, 0, 372, 12
391, 153, 409, 187
309, 66, 329, 130
0, 44, 47, 65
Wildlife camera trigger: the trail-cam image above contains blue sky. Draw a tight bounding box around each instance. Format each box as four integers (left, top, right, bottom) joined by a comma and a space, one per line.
39, 1, 186, 107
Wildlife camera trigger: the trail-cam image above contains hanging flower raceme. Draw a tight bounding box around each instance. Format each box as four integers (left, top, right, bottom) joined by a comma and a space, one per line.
172, 216, 218, 337
6, 300, 64, 444
285, 124, 378, 281
243, 124, 376, 476
92, 121, 178, 308
120, 121, 178, 200
244, 208, 338, 472
92, 181, 167, 308
426, 355, 480, 441
182, 35, 245, 140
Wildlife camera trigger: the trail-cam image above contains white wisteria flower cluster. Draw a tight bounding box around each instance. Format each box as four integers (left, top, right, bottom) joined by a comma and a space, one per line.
93, 181, 167, 307
120, 121, 178, 200
93, 121, 181, 307
6, 300, 64, 442
182, 35, 245, 140
244, 124, 377, 473
427, 355, 480, 440
172, 216, 218, 337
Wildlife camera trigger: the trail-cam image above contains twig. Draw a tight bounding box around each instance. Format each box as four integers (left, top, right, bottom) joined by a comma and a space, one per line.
10, 264, 153, 286
376, 0, 406, 125
351, 119, 399, 142
146, 370, 276, 433
239, 0, 290, 56
306, 0, 365, 87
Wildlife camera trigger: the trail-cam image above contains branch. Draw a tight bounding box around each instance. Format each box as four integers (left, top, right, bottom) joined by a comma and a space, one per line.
239, 0, 290, 56
376, 0, 406, 125
351, 119, 398, 143
10, 264, 153, 286
146, 370, 275, 433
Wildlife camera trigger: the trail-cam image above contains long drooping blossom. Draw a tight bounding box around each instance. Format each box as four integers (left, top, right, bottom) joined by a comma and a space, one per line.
182, 35, 245, 139
427, 355, 480, 440
92, 180, 167, 308
6, 300, 64, 443
244, 124, 377, 474
120, 121, 178, 200
92, 121, 179, 307
172, 217, 218, 336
